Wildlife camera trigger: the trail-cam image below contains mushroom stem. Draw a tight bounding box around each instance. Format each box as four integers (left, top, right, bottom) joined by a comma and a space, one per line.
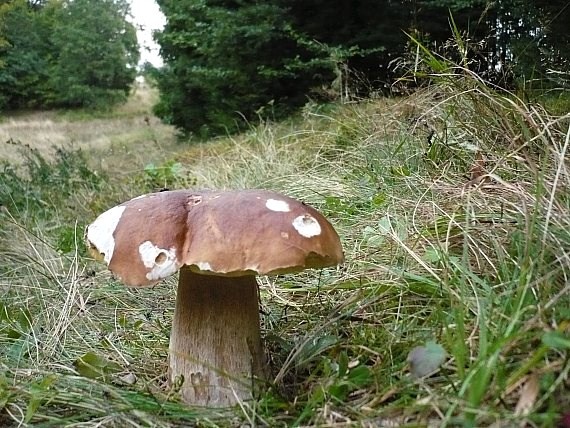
169, 268, 266, 406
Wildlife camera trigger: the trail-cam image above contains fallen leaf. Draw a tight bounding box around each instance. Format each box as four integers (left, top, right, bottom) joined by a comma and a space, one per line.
514, 373, 539, 417
74, 352, 122, 381
470, 152, 486, 178
466, 151, 489, 187
542, 330, 570, 349
117, 372, 137, 385
407, 341, 447, 378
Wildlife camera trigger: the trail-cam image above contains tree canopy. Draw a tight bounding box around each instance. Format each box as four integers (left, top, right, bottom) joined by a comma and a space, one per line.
153, 0, 332, 136
0, 0, 139, 110
154, 0, 569, 137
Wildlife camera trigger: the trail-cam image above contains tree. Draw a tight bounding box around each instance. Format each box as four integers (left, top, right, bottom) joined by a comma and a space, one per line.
0, 0, 52, 109
154, 0, 570, 136
48, 0, 139, 108
154, 0, 333, 136
418, 0, 570, 88
286, 0, 410, 91
0, 0, 139, 110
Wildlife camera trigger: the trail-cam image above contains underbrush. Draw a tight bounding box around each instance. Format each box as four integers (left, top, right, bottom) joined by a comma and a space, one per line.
1, 66, 569, 427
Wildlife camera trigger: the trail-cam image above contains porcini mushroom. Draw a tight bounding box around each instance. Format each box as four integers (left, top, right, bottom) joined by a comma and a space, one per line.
86, 189, 344, 407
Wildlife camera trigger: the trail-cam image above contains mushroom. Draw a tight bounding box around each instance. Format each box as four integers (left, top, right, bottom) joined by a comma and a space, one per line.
86, 189, 344, 407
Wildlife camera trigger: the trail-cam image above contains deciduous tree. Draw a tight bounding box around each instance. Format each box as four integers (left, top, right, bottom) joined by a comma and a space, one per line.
48, 0, 139, 108
0, 0, 139, 110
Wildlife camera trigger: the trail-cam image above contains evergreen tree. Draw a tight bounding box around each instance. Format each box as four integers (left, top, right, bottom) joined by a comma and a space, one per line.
286, 0, 410, 90
154, 0, 332, 136
154, 0, 570, 134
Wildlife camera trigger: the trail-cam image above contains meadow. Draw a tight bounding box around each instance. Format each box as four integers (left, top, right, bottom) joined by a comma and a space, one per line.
1, 72, 569, 427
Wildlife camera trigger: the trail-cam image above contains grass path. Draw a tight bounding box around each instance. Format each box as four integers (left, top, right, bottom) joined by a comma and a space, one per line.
0, 84, 178, 169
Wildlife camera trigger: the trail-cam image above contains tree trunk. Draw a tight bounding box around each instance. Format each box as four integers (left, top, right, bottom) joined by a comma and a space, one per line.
169, 268, 265, 406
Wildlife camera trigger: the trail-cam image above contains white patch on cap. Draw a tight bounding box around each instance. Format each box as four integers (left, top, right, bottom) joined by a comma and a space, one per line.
266, 199, 290, 212
138, 241, 179, 281
195, 261, 213, 272
292, 214, 321, 238
86, 205, 126, 264
132, 194, 147, 200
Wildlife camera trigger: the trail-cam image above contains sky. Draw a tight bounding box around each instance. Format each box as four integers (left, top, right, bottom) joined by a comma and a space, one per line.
129, 0, 166, 67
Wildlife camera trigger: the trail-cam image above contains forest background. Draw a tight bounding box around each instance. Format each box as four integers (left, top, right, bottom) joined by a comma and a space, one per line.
2, 0, 569, 133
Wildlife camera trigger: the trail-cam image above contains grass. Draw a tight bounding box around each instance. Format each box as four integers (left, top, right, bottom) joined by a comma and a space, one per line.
1, 67, 569, 427
0, 83, 177, 169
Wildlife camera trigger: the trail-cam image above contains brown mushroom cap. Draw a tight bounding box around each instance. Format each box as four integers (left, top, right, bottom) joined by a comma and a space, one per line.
86, 189, 344, 286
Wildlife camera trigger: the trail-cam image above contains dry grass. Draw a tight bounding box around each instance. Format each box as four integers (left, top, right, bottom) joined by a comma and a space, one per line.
0, 84, 178, 171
